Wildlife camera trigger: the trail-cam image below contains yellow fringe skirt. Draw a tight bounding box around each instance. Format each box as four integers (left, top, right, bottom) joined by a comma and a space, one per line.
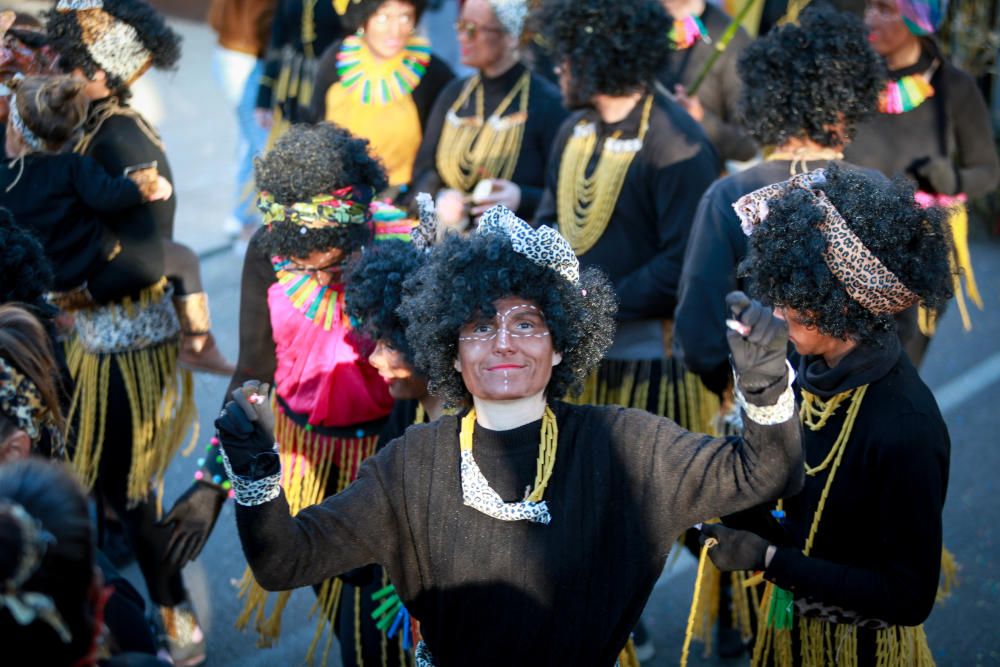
235, 406, 380, 664
64, 278, 197, 507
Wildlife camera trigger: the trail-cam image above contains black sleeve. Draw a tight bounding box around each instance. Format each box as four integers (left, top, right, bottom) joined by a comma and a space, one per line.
615, 141, 718, 319
620, 382, 803, 555
408, 78, 464, 199
71, 155, 144, 211
764, 413, 948, 625
413, 55, 456, 130
695, 30, 757, 163
948, 67, 1000, 198
307, 40, 341, 123
225, 227, 278, 398
256, 0, 290, 110
674, 188, 744, 393
517, 84, 568, 220
532, 114, 575, 228
235, 440, 403, 591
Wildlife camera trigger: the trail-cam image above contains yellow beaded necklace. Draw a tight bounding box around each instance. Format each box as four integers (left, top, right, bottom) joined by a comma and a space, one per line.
459, 406, 558, 503
435, 71, 531, 193
556, 95, 653, 256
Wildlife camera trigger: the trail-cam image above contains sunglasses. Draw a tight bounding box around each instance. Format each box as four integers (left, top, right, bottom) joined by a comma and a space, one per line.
454, 20, 505, 39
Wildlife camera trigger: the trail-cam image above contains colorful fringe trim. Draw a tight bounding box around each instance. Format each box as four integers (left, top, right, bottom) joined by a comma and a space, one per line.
235, 407, 379, 665
65, 280, 197, 508
879, 74, 935, 114
565, 357, 721, 435
273, 258, 349, 331
336, 34, 431, 105
669, 15, 711, 50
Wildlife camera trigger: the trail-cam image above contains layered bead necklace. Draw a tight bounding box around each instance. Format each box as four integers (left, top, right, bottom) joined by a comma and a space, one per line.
878, 60, 939, 114
668, 15, 711, 50
435, 70, 531, 193
557, 94, 653, 256
458, 406, 558, 525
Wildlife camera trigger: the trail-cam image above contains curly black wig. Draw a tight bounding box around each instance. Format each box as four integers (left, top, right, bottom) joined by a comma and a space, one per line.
45, 0, 181, 98
339, 0, 429, 34
536, 0, 671, 105
344, 239, 424, 364
740, 164, 953, 347
400, 232, 617, 406
255, 122, 388, 258
0, 208, 53, 308
737, 4, 883, 148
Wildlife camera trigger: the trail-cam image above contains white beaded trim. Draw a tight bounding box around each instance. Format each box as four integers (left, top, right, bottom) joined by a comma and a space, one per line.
219, 441, 282, 507
733, 361, 797, 426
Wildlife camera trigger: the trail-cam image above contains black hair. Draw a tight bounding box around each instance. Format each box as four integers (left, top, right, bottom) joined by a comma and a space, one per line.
339, 0, 429, 34
537, 0, 671, 105
0, 459, 94, 665
344, 240, 424, 365
738, 4, 884, 148
44, 0, 181, 99
254, 123, 388, 258
400, 232, 617, 406
0, 208, 53, 308
740, 164, 953, 346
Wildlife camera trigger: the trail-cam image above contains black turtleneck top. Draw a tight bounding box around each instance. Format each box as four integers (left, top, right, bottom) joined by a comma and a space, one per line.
656, 3, 757, 163
535, 93, 718, 321
234, 396, 802, 666
740, 340, 950, 627
409, 62, 568, 220
845, 45, 1000, 198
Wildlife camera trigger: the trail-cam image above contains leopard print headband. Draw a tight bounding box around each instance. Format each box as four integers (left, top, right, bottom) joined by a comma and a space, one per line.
733, 169, 919, 315
0, 356, 65, 458
56, 0, 153, 86
477, 205, 580, 284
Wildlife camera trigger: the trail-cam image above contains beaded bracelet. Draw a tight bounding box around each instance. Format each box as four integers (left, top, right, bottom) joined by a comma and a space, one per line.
193, 436, 234, 498
733, 361, 797, 426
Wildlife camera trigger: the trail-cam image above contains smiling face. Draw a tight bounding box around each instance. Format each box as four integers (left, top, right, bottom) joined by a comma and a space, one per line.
454, 296, 562, 401
363, 0, 417, 60
368, 338, 428, 400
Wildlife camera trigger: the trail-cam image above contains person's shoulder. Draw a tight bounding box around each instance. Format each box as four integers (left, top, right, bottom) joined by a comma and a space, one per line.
648, 94, 714, 158
865, 355, 948, 453
426, 52, 455, 79
529, 70, 562, 101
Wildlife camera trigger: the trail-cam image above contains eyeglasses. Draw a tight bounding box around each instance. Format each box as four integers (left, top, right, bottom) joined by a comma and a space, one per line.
369, 11, 416, 31
285, 258, 347, 279
454, 20, 505, 39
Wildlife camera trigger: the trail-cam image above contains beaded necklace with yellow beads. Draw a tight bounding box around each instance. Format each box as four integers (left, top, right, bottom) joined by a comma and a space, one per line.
435, 71, 531, 193
556, 95, 653, 256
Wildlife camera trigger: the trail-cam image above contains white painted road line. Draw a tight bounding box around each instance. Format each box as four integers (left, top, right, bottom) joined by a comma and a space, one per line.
933, 350, 1000, 415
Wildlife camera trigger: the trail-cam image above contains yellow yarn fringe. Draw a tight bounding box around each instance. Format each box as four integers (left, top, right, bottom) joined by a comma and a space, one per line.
751, 609, 936, 667
565, 359, 721, 434
919, 203, 983, 335
681, 537, 720, 666
937, 547, 959, 602
65, 283, 197, 508
619, 638, 641, 667
235, 408, 379, 664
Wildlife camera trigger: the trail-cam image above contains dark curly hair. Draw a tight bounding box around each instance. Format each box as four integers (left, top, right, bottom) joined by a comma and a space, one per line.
740, 164, 953, 347
344, 240, 424, 364
400, 232, 617, 406
255, 123, 388, 257
45, 0, 181, 99
0, 209, 53, 308
537, 0, 671, 105
738, 5, 883, 148
339, 0, 429, 34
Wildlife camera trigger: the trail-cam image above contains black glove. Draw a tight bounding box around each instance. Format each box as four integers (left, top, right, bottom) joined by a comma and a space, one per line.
700, 523, 770, 572
912, 156, 959, 196
214, 381, 278, 478
725, 291, 789, 394
158, 480, 227, 569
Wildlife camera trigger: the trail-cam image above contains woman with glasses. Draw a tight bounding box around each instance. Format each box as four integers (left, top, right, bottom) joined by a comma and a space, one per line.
409, 0, 567, 227
185, 123, 404, 664
309, 0, 454, 197
844, 0, 999, 365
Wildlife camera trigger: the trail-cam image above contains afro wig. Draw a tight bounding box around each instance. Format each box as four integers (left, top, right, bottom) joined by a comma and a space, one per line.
254, 122, 388, 258
0, 208, 54, 308
45, 0, 181, 99
537, 0, 671, 106
740, 164, 953, 347
338, 0, 428, 34
738, 5, 883, 148
344, 239, 424, 365
400, 232, 617, 406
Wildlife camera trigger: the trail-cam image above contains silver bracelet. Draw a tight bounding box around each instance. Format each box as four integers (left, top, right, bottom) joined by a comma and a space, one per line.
219, 442, 282, 507
733, 361, 797, 426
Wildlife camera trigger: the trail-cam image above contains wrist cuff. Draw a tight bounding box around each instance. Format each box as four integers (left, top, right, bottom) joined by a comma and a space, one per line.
734, 361, 797, 425
219, 442, 282, 507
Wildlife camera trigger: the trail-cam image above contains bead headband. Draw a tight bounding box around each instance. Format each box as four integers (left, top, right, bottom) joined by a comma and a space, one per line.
733, 169, 919, 315
476, 205, 580, 283
0, 356, 64, 458
8, 95, 46, 151
0, 501, 71, 643
56, 0, 154, 86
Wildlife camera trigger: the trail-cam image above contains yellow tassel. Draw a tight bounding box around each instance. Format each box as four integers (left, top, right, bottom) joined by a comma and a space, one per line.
938, 546, 959, 602
731, 570, 759, 643
618, 638, 640, 667
681, 537, 719, 666
944, 203, 983, 332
